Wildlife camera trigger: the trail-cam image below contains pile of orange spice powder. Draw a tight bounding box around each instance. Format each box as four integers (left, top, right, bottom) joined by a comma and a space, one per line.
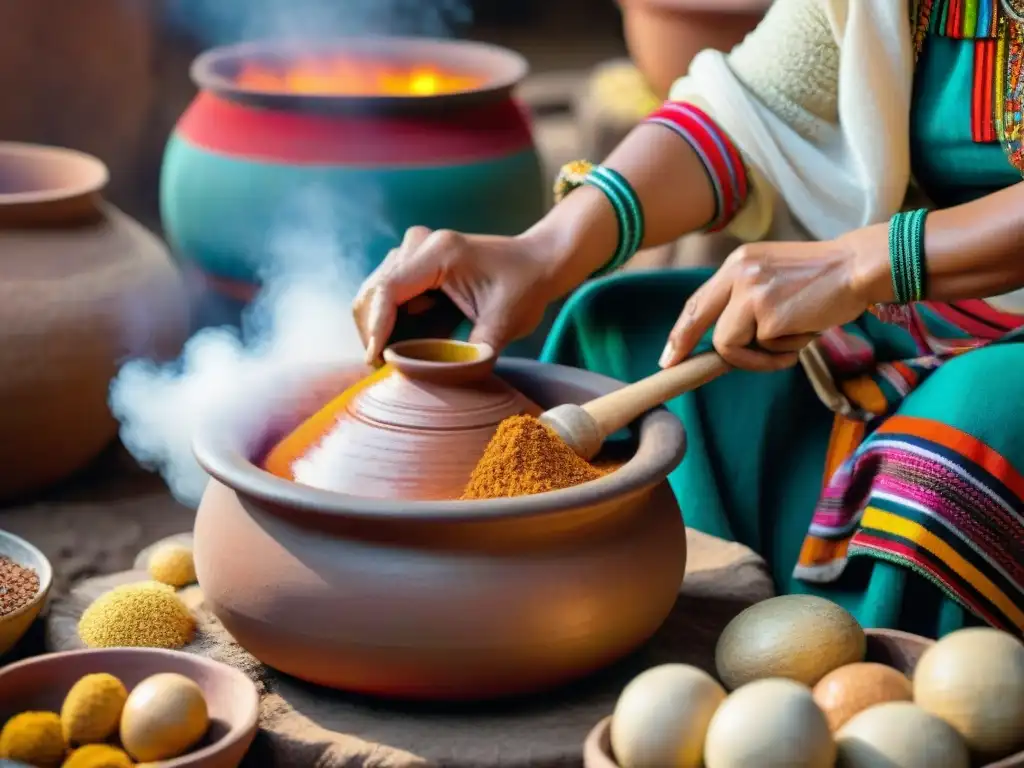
461, 414, 609, 500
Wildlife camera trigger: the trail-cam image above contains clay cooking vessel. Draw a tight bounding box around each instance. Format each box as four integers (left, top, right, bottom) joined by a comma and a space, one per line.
0, 142, 188, 499
0, 647, 259, 768
264, 339, 541, 500
192, 340, 689, 700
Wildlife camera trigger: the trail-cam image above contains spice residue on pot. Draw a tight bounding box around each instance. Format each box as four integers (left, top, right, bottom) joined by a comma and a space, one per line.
0, 556, 40, 617
461, 414, 607, 500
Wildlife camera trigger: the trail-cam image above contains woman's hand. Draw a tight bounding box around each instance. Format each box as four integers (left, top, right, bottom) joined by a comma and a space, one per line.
352, 226, 564, 364
660, 234, 884, 371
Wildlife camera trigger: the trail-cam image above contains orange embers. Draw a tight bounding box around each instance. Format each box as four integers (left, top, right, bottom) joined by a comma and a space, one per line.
235, 58, 483, 97
262, 364, 393, 480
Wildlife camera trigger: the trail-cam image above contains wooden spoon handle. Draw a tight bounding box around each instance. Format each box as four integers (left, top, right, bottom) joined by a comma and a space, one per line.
582, 352, 731, 438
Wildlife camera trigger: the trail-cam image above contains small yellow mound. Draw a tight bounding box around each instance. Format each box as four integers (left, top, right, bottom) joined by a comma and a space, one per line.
62, 744, 135, 768
61, 673, 128, 745
78, 582, 195, 650
0, 711, 66, 767
147, 544, 196, 588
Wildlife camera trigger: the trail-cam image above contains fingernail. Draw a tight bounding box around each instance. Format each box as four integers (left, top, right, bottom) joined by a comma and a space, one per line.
659, 341, 676, 369
365, 334, 378, 364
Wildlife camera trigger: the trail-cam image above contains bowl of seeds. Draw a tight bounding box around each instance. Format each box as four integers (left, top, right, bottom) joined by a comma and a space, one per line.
0, 529, 51, 657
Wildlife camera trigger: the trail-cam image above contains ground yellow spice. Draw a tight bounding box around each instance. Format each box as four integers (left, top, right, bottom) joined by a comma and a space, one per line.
461, 414, 605, 500
0, 711, 65, 767
61, 673, 128, 746
77, 582, 195, 650
62, 743, 134, 768
147, 544, 196, 589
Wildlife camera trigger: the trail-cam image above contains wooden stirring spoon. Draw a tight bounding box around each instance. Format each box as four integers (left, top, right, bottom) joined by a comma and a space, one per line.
540, 352, 731, 460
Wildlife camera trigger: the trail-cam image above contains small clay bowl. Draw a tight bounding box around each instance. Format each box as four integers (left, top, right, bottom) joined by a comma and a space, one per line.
0, 529, 52, 657
582, 628, 1024, 767
0, 648, 259, 768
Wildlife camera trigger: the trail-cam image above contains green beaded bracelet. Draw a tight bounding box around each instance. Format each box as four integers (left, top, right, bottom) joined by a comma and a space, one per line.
888, 208, 928, 304
554, 160, 646, 278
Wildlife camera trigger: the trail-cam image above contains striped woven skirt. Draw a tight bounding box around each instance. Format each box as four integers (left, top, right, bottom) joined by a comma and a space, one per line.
541, 269, 1024, 637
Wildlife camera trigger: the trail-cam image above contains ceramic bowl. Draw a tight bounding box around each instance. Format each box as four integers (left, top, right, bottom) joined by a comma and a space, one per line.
0, 648, 259, 768
583, 628, 1024, 767
192, 345, 689, 700
0, 529, 52, 657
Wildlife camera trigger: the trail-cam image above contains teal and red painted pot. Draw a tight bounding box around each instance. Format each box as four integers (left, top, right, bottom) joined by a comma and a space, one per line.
160, 37, 552, 355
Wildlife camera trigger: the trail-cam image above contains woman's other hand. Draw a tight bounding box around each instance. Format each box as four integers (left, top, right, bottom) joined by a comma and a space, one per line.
352, 226, 563, 364
660, 231, 886, 371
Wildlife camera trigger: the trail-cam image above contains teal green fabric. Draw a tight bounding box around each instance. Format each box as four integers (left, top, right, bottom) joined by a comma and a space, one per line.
538, 31, 1024, 636
911, 36, 1020, 206
540, 271, 988, 636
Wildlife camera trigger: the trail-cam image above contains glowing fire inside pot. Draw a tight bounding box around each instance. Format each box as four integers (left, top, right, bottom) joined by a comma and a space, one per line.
234, 57, 485, 97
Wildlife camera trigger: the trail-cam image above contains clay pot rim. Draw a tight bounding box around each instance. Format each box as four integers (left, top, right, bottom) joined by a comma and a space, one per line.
0, 647, 260, 768
583, 716, 617, 768
190, 36, 530, 114
0, 528, 53, 625
616, 0, 773, 12
383, 338, 497, 383
192, 358, 687, 522
0, 142, 109, 206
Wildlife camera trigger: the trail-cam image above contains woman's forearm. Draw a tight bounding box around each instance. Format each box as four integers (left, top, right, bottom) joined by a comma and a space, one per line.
852, 182, 1024, 305
519, 124, 719, 298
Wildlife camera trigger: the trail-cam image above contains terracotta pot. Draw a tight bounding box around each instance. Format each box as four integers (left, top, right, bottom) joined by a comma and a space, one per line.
263, 339, 541, 500
582, 628, 1024, 767
162, 37, 555, 358
0, 143, 188, 499
192, 356, 688, 700
617, 0, 771, 98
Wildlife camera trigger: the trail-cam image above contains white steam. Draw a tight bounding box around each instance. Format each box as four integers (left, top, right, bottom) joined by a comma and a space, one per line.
163, 0, 473, 47
110, 185, 390, 508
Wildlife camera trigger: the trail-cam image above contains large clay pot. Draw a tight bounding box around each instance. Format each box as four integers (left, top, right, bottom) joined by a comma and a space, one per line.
0, 143, 188, 499
617, 0, 771, 98
161, 37, 552, 356
192, 355, 688, 700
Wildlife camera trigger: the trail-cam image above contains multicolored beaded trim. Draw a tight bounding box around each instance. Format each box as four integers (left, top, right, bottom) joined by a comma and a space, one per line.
553, 160, 646, 278
644, 101, 749, 232
915, 0, 1024, 172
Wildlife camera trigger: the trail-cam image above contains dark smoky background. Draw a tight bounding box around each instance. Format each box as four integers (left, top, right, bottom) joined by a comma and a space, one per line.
0, 0, 625, 232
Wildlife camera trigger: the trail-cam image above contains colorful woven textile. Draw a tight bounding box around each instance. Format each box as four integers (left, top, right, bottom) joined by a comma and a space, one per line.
796, 301, 1024, 631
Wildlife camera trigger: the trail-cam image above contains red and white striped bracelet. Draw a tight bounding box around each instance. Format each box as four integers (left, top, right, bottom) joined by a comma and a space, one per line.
644, 102, 749, 232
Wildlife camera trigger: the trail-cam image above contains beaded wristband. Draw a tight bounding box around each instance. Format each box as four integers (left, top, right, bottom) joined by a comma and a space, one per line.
644, 101, 749, 232
888, 208, 928, 304
553, 160, 646, 278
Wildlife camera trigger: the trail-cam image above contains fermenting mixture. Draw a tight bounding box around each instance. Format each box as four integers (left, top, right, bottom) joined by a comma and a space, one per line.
461, 414, 605, 500
0, 556, 40, 617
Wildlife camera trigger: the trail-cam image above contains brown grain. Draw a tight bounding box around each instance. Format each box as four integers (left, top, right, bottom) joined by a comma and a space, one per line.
461, 414, 605, 500
0, 556, 40, 617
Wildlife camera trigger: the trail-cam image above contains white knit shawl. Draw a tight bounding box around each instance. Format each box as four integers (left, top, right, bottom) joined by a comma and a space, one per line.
671, 0, 915, 243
